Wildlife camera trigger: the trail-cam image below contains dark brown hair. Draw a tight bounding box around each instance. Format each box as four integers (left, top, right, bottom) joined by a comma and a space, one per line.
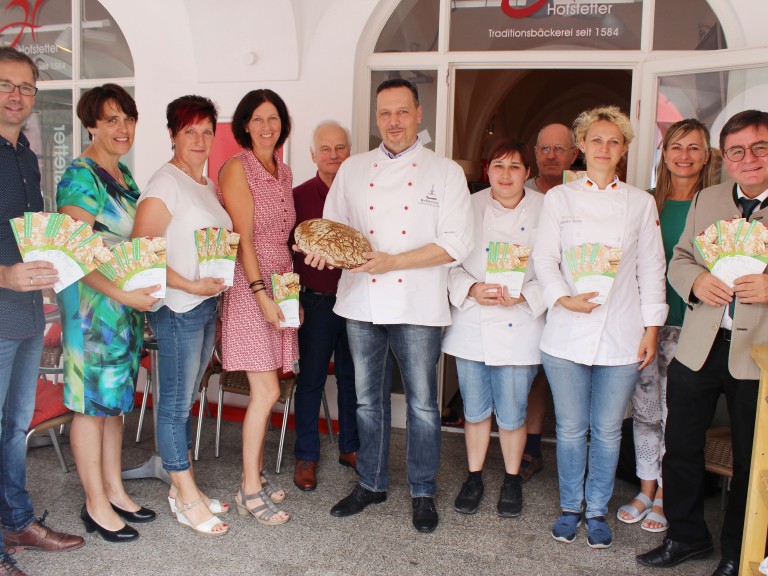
77, 84, 138, 140
376, 78, 419, 107
0, 47, 38, 81
487, 139, 531, 171
231, 89, 291, 150
719, 109, 768, 151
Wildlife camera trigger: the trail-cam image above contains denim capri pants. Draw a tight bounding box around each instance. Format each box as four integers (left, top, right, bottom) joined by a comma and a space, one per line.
455, 357, 539, 430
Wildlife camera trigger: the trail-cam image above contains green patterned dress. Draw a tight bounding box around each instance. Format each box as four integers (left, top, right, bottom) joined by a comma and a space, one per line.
56, 157, 143, 416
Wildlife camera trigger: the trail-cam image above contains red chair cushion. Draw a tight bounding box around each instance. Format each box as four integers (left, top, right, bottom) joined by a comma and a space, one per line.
43, 323, 62, 348
30, 378, 69, 430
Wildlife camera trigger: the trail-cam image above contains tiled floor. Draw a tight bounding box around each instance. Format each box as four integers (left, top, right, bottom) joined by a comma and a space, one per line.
20, 414, 724, 576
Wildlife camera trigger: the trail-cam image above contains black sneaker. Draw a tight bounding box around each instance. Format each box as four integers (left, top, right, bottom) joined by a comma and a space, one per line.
497, 474, 523, 518
453, 475, 484, 514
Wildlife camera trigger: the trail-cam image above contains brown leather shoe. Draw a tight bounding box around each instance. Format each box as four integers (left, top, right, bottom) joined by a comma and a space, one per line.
3, 517, 84, 552
519, 454, 543, 483
338, 451, 358, 474
293, 460, 318, 491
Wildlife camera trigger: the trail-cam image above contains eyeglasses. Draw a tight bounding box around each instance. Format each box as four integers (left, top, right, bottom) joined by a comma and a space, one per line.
723, 142, 768, 162
535, 145, 572, 156
0, 82, 38, 96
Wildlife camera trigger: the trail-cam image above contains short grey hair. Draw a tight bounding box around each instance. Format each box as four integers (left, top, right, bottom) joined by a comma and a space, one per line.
311, 120, 351, 152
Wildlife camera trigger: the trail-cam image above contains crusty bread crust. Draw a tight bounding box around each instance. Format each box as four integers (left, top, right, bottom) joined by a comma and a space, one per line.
294, 218, 371, 269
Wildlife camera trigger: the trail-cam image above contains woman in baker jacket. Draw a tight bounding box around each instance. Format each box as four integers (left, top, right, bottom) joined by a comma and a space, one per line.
532, 106, 667, 550
442, 139, 545, 519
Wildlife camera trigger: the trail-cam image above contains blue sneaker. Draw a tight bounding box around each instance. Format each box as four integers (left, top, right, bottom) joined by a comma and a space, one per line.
586, 516, 613, 549
551, 512, 582, 543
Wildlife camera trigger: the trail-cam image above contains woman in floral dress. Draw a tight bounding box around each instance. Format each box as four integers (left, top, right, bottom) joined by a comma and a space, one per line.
57, 84, 159, 542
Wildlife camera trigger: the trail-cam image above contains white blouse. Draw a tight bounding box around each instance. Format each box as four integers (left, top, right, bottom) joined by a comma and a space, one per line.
442, 188, 546, 365
533, 177, 668, 366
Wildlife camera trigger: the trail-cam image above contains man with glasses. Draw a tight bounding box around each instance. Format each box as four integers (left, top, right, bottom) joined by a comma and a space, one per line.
518, 122, 579, 483
637, 110, 768, 576
0, 47, 84, 576
526, 123, 579, 194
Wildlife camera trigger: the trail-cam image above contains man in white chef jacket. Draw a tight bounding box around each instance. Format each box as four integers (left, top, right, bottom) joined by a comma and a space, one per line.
319, 79, 473, 533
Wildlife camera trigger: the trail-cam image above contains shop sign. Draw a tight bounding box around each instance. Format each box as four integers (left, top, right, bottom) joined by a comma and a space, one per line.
450, 0, 643, 51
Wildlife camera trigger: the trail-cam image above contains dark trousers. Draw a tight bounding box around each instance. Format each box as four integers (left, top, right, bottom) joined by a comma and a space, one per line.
293, 291, 358, 461
663, 334, 758, 560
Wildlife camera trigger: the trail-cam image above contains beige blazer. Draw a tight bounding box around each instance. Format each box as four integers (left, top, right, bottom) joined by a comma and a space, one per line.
669, 180, 768, 380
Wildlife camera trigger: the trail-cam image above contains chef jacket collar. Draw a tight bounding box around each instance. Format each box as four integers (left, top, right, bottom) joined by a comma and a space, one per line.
380, 140, 419, 159
584, 175, 620, 191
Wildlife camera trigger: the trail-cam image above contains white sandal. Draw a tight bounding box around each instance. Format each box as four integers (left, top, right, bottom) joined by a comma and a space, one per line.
168, 489, 229, 515
641, 498, 669, 533
175, 498, 229, 536
616, 492, 652, 524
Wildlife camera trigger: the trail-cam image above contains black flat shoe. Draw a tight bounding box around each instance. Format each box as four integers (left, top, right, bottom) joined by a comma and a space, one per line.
412, 497, 438, 533
110, 503, 156, 523
330, 485, 386, 518
81, 505, 139, 543
636, 535, 713, 568
711, 558, 739, 576
453, 476, 484, 515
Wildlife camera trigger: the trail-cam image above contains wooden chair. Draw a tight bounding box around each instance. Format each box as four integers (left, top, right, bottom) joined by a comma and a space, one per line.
704, 426, 733, 510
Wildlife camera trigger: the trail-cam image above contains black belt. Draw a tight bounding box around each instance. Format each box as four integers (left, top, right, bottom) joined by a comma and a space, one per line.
299, 286, 336, 297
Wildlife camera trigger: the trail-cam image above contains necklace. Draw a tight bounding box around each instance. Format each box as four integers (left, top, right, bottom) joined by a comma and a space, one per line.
170, 159, 207, 185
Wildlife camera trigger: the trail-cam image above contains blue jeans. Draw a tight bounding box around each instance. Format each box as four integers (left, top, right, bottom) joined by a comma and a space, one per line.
0, 333, 42, 549
542, 352, 639, 519
455, 358, 538, 430
346, 320, 442, 497
147, 298, 218, 472
294, 292, 358, 461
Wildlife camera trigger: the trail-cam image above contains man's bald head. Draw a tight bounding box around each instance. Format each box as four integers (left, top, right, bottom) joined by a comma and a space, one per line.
533, 123, 578, 192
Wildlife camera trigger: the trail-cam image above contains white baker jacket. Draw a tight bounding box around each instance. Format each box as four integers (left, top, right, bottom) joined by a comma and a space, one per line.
533, 177, 668, 366
324, 142, 473, 326
442, 188, 546, 365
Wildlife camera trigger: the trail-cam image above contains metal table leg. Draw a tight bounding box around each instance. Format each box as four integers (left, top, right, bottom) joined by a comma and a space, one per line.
122, 340, 171, 485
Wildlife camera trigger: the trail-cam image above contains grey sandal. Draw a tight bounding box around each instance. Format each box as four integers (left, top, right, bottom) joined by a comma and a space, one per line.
235, 487, 290, 525
260, 470, 286, 504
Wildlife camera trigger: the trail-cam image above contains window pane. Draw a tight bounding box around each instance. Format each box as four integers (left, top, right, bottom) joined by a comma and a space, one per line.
80, 0, 133, 79
369, 70, 438, 152
450, 0, 643, 51
24, 90, 74, 211
374, 0, 439, 53
651, 66, 768, 187
653, 0, 725, 50
0, 0, 73, 80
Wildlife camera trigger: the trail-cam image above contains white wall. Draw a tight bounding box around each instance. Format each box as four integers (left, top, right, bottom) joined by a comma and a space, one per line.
101, 0, 377, 188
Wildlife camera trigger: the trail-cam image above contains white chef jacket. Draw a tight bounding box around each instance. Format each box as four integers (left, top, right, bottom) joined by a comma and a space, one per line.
324, 142, 473, 326
533, 177, 668, 366
442, 188, 546, 365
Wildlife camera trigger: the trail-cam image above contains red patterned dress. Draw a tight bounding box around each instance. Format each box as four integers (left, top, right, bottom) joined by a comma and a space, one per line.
218, 149, 298, 372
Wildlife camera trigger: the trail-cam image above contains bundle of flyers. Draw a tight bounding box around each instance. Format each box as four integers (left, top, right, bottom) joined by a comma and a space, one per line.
694, 218, 768, 287
563, 170, 588, 184
97, 237, 167, 297
10, 211, 113, 292
485, 241, 530, 298
564, 243, 623, 305
194, 227, 240, 286
271, 272, 300, 328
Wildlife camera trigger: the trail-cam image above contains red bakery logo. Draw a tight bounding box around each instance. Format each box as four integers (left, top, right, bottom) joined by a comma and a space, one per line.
502, 0, 549, 18
0, 0, 44, 47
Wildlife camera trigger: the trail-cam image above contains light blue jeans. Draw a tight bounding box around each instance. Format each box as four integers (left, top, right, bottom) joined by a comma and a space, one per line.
147, 298, 218, 472
0, 333, 42, 550
455, 358, 538, 430
346, 320, 442, 497
542, 352, 639, 519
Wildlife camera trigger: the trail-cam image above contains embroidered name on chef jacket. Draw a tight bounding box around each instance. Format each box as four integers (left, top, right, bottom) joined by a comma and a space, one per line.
560, 216, 583, 226
418, 185, 440, 208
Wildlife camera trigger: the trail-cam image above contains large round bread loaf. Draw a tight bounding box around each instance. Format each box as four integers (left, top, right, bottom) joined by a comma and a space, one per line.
294, 218, 371, 269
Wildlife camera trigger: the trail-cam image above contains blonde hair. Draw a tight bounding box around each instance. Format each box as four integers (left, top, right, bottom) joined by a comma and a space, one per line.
654, 118, 714, 214
573, 105, 634, 145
